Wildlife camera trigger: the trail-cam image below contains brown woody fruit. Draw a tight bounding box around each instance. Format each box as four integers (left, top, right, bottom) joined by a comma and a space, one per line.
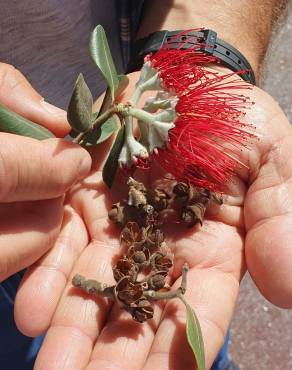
108, 202, 126, 225
130, 299, 154, 323
141, 226, 165, 248
115, 277, 143, 305
127, 177, 147, 207
128, 245, 150, 264
147, 188, 170, 211
150, 252, 173, 271
147, 271, 167, 291
113, 259, 138, 282
173, 182, 223, 226
181, 203, 206, 227
120, 222, 142, 246
173, 182, 189, 198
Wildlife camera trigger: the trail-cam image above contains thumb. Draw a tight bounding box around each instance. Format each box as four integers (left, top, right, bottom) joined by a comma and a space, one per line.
0, 63, 70, 137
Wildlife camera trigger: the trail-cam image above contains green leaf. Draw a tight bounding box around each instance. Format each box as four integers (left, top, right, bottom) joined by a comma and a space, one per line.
99, 87, 113, 115
102, 125, 125, 188
67, 73, 93, 133
0, 103, 55, 140
180, 297, 206, 370
90, 25, 119, 100
84, 116, 117, 146
96, 117, 117, 144
115, 74, 129, 99
81, 88, 115, 145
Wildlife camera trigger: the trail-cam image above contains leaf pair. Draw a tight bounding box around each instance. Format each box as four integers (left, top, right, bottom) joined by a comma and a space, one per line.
82, 25, 129, 186
67, 25, 128, 154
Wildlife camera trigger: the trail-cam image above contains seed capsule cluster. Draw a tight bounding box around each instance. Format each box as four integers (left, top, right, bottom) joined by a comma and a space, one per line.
72, 177, 222, 323
109, 178, 172, 322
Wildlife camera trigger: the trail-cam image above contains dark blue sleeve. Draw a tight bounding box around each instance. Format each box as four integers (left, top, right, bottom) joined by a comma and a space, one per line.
0, 272, 44, 370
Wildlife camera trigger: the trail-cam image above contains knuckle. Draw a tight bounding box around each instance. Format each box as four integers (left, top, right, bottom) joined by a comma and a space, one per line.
0, 63, 18, 93
0, 139, 18, 199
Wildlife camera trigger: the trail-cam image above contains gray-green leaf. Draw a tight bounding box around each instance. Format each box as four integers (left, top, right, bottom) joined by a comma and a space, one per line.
180, 297, 206, 370
84, 115, 117, 145
96, 117, 117, 144
90, 25, 119, 100
115, 74, 129, 98
81, 88, 116, 145
67, 74, 93, 133
0, 103, 55, 140
102, 125, 125, 188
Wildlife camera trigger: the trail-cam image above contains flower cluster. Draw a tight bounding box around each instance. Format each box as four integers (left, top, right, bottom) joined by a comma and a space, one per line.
149, 45, 254, 191
118, 31, 255, 192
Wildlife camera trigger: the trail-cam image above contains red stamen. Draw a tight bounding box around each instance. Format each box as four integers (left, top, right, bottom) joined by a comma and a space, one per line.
147, 34, 255, 191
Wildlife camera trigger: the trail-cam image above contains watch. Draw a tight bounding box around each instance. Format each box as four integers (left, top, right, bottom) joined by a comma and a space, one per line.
127, 29, 256, 85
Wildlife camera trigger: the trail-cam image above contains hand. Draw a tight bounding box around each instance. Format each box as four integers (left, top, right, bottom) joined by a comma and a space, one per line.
0, 63, 91, 282
14, 71, 292, 370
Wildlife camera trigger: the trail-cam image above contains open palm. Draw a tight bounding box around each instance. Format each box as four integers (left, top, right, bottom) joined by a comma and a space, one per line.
15, 78, 292, 370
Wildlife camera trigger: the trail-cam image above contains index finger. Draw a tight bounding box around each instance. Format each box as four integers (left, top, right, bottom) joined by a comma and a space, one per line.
0, 134, 91, 202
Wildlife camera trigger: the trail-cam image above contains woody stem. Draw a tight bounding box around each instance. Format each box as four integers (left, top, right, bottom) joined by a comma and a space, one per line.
73, 106, 118, 144
144, 264, 189, 301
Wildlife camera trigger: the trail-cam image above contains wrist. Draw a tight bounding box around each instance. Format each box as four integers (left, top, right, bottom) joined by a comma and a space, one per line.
129, 29, 256, 84
138, 0, 279, 82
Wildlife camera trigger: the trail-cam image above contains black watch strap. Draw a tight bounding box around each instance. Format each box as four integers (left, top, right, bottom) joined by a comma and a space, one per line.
127, 29, 256, 85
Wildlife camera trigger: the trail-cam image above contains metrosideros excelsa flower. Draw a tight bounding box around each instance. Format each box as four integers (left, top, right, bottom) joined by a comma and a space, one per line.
119, 31, 255, 192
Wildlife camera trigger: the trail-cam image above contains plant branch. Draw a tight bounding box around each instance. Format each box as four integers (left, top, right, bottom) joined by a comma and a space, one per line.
73, 106, 117, 144
72, 274, 115, 299
144, 263, 189, 301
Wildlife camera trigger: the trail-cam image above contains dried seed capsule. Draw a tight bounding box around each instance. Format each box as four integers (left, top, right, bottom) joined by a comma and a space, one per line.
128, 244, 150, 262
142, 226, 165, 248
132, 251, 147, 264
181, 203, 206, 227
108, 202, 126, 225
113, 259, 138, 282
115, 277, 143, 305
131, 299, 154, 323
147, 271, 167, 291
127, 177, 147, 193
128, 187, 148, 207
147, 188, 170, 211
127, 177, 148, 207
120, 222, 142, 246
151, 252, 173, 271
173, 182, 189, 197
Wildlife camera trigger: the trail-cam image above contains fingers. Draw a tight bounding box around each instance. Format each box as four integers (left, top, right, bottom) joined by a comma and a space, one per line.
0, 133, 91, 202
143, 268, 239, 370
244, 89, 292, 308
88, 220, 243, 370
86, 302, 162, 370
0, 63, 70, 137
14, 206, 88, 336
0, 197, 63, 282
33, 239, 116, 370
33, 184, 119, 370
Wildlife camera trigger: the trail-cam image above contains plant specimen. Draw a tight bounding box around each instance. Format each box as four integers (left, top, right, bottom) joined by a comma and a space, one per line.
0, 26, 255, 370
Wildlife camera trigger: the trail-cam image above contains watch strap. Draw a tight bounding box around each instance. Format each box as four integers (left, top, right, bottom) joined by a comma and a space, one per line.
127, 29, 256, 85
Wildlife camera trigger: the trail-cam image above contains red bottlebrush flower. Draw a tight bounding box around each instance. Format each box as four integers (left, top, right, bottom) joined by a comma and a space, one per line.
146, 32, 254, 192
